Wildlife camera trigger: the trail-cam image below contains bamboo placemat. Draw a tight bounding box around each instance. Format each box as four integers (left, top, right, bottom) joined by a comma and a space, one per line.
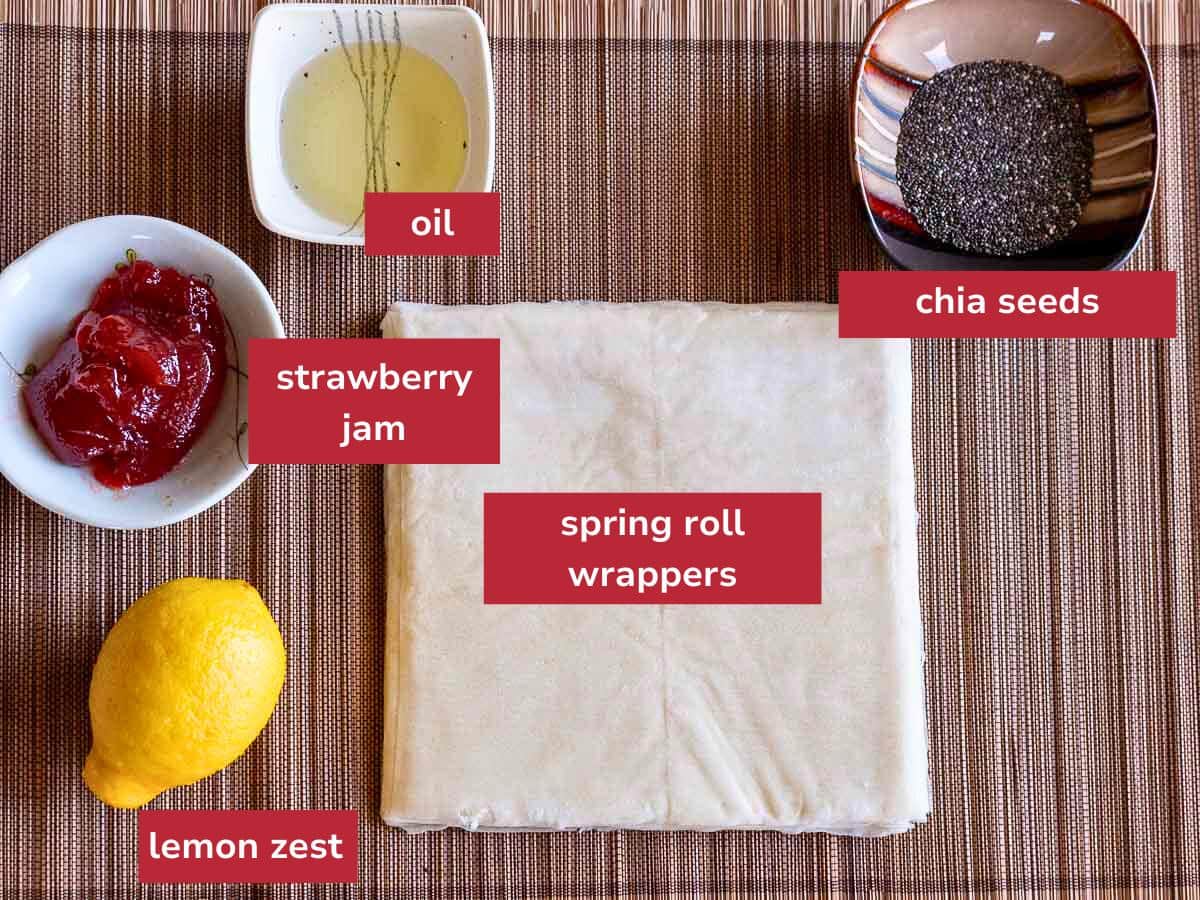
1, 1, 1198, 898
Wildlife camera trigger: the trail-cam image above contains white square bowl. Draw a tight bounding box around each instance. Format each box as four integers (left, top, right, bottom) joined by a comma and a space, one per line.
246, 3, 495, 245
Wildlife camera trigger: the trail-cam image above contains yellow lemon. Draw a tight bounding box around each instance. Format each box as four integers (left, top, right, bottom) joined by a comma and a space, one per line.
84, 578, 286, 808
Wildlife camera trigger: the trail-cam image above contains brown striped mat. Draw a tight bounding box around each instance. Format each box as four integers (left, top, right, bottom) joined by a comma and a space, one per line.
1, 1, 1198, 898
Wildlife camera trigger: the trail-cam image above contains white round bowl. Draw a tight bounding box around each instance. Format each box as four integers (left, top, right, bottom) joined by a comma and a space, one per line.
0, 216, 284, 529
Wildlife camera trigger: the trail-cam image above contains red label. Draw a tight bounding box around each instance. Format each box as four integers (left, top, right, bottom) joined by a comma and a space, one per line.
838, 270, 1177, 338
483, 492, 821, 604
247, 338, 500, 464
365, 192, 500, 256
138, 810, 357, 884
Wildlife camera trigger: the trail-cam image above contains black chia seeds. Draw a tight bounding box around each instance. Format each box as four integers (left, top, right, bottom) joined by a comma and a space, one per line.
895, 60, 1094, 257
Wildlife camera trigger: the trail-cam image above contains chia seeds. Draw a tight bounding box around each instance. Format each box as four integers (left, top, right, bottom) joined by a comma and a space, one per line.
895, 60, 1093, 257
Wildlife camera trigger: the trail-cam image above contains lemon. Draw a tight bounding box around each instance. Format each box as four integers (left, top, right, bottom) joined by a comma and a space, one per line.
84, 578, 286, 808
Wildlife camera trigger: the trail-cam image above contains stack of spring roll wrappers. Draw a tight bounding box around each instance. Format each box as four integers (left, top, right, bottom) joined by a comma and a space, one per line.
2, 1, 1199, 896
381, 302, 927, 835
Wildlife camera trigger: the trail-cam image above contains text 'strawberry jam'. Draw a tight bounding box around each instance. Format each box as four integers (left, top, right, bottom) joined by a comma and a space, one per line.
24, 259, 227, 488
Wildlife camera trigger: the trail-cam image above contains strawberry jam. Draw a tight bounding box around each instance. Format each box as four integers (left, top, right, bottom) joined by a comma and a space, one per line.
24, 259, 227, 488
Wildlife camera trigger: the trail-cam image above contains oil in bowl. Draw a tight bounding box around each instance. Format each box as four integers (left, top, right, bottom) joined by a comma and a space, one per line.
280, 35, 468, 229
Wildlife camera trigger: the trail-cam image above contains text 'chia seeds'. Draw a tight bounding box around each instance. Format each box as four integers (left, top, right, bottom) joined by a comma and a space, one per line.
895, 60, 1094, 257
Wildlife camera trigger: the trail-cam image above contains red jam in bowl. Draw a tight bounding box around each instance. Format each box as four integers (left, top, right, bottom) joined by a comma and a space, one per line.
23, 259, 227, 488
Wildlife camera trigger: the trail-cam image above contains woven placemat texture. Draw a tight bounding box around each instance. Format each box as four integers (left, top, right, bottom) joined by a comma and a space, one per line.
1, 1, 1198, 898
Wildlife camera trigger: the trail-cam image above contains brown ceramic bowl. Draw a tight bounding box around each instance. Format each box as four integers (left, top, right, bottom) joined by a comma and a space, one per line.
850, 0, 1158, 271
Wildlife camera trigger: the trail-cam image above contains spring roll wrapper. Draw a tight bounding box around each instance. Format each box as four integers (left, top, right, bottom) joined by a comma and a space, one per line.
381, 302, 928, 835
